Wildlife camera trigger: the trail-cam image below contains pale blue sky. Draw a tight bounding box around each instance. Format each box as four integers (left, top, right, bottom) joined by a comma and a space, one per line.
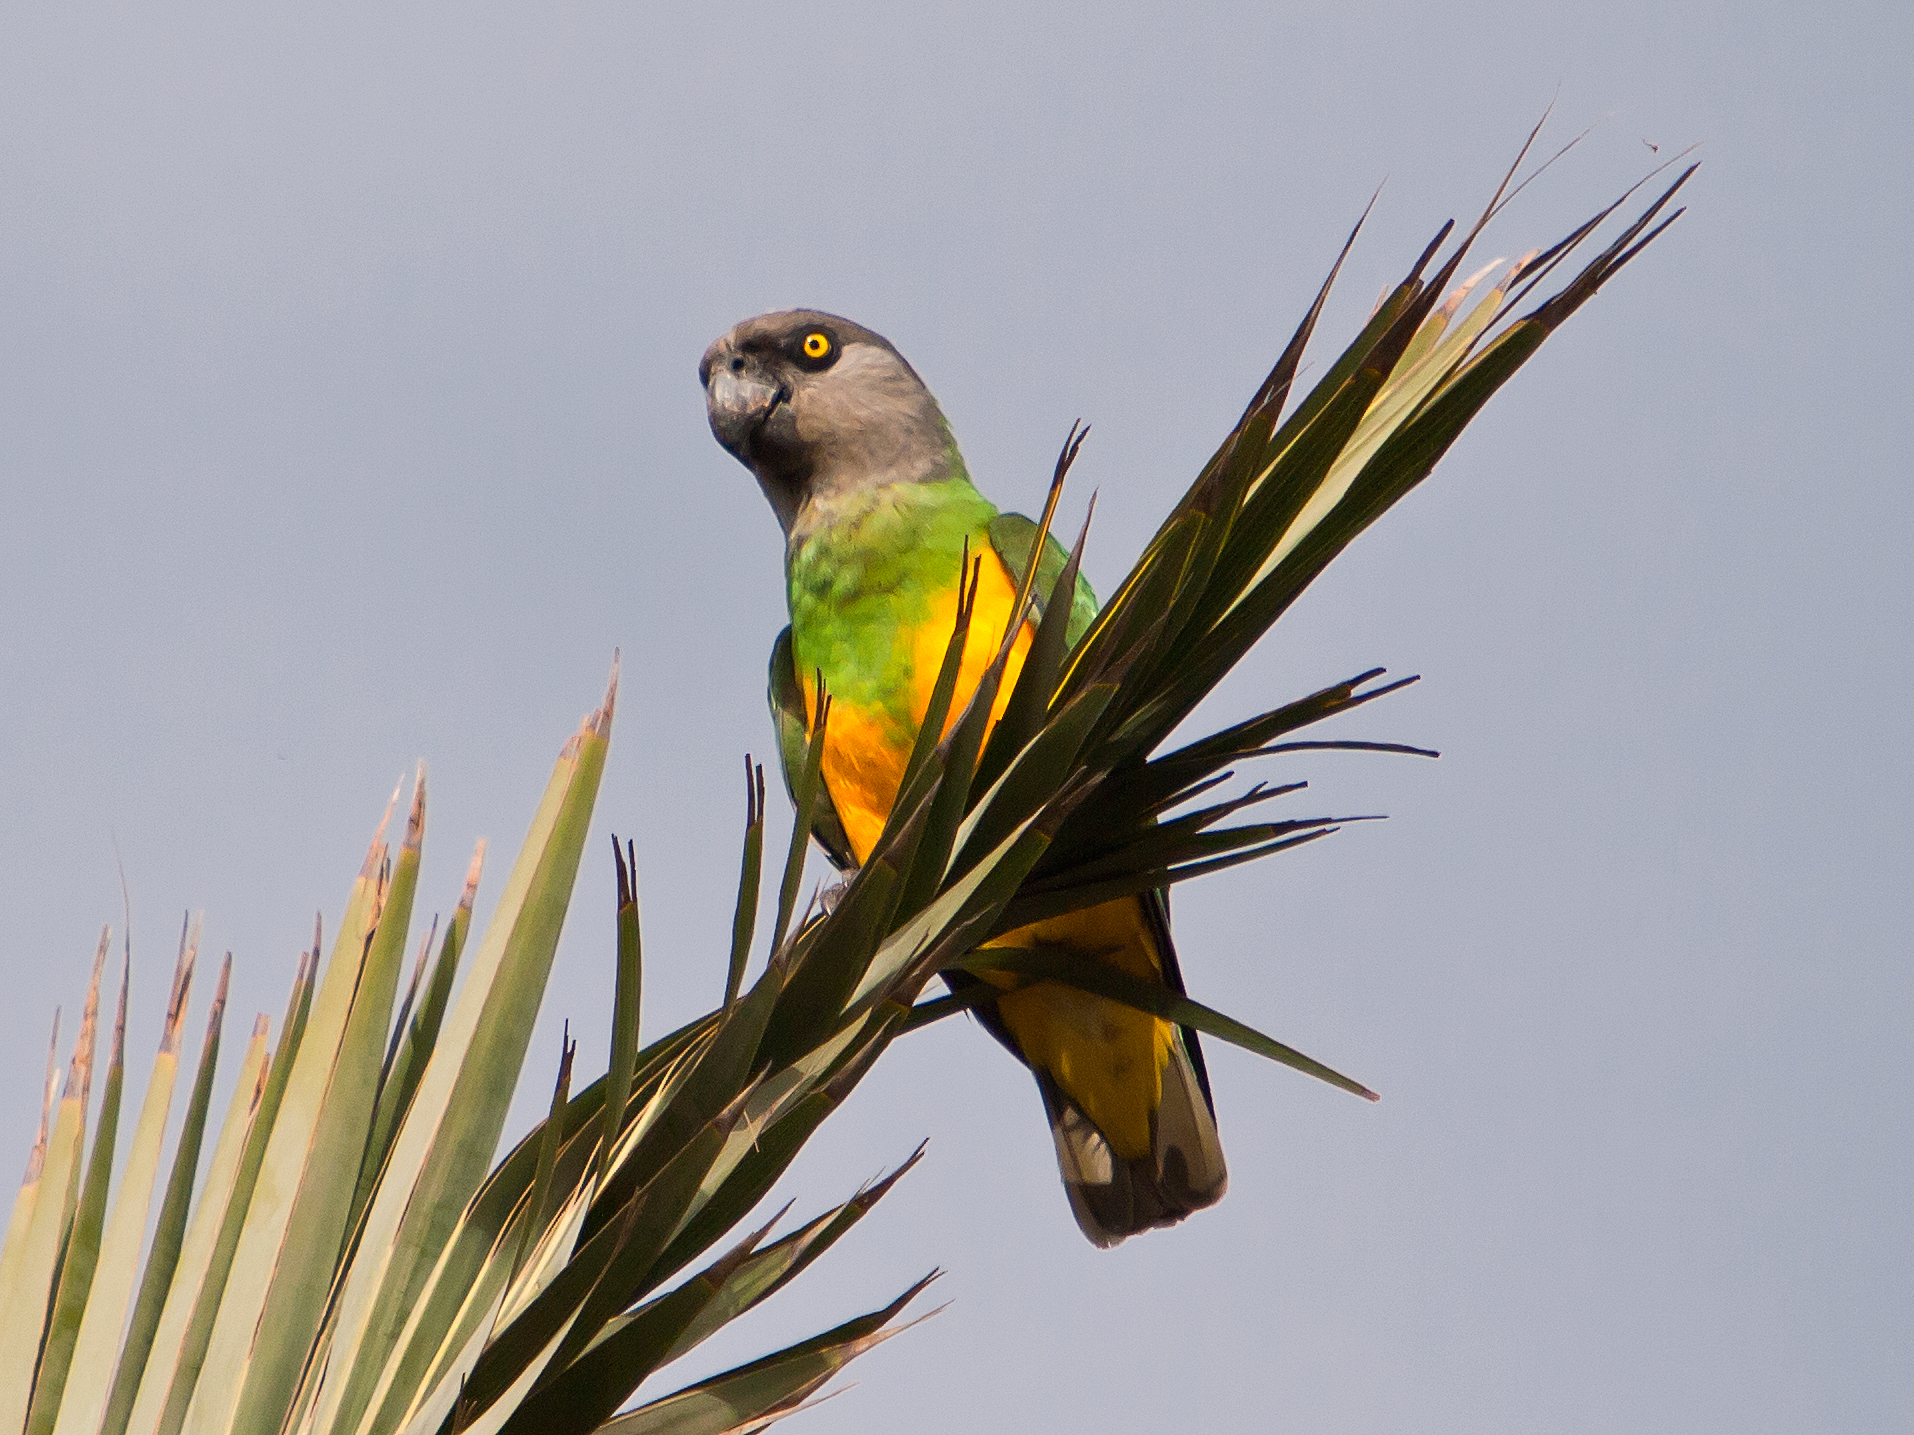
2, 3, 1908, 1431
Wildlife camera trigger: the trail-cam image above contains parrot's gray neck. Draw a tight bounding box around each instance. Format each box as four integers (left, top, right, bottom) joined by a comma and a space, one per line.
774, 427, 970, 549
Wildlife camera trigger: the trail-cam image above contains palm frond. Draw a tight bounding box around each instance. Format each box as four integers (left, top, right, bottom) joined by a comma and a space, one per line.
0, 152, 1687, 1435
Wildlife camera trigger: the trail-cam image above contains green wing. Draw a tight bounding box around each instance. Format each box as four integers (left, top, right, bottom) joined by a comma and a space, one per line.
986, 513, 1099, 643
768, 625, 858, 873
770, 518, 1089, 876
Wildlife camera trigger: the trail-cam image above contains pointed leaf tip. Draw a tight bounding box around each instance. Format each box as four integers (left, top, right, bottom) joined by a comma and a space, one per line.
463, 837, 487, 905
18, 1012, 62, 1186
67, 928, 110, 1103
405, 764, 427, 850
160, 920, 197, 1054
365, 778, 403, 872
597, 651, 622, 732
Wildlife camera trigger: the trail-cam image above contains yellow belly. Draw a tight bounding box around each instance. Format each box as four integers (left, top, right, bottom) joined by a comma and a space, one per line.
807, 545, 1172, 1161
985, 900, 1172, 1160
805, 545, 1033, 861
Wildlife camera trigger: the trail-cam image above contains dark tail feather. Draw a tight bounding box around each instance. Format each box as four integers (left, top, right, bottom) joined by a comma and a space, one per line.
1037, 1031, 1227, 1248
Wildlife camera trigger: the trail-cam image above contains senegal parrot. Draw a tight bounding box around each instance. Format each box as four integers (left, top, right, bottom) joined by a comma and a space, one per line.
702, 310, 1226, 1245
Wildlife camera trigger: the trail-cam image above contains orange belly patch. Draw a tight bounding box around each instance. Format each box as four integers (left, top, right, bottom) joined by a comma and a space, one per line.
801, 541, 1173, 1161
807, 545, 1033, 865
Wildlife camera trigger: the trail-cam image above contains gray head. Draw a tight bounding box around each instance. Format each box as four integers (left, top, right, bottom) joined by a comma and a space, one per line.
701, 310, 960, 536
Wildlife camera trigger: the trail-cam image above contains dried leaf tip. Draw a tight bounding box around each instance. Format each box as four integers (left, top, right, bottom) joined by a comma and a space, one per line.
68, 927, 110, 1104
203, 954, 233, 1045
583, 650, 620, 739
1438, 258, 1508, 321
23, 1011, 60, 1184
249, 1034, 272, 1112
404, 762, 427, 853
612, 833, 638, 910
360, 839, 390, 883
461, 838, 487, 910
162, 911, 201, 1054
112, 948, 130, 1066
369, 776, 402, 858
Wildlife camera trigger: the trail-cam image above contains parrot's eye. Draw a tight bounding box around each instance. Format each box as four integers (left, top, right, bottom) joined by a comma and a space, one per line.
793, 330, 837, 369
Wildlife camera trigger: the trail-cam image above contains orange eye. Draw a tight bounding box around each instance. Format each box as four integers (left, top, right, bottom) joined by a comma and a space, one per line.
802, 332, 831, 360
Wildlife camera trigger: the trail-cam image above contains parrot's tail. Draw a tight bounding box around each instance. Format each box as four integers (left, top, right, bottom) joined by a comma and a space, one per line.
1038, 1030, 1228, 1248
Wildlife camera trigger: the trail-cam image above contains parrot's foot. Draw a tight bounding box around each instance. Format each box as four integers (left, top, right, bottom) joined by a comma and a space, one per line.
817, 877, 851, 915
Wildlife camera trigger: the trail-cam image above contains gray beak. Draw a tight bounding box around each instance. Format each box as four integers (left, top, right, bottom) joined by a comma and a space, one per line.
705, 364, 786, 460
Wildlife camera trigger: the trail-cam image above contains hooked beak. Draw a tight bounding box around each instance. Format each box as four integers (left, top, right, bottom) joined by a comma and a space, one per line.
705, 363, 787, 461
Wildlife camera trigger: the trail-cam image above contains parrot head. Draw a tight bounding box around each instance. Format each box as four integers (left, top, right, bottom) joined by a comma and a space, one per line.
702, 310, 959, 536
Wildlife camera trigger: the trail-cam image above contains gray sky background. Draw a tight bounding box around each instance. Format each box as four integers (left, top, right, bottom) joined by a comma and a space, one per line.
2, 3, 1908, 1431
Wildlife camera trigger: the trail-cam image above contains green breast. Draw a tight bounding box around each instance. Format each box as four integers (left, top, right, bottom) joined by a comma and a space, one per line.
785, 477, 999, 731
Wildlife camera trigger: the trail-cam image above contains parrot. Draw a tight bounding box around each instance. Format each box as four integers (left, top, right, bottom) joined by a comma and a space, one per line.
701, 309, 1226, 1246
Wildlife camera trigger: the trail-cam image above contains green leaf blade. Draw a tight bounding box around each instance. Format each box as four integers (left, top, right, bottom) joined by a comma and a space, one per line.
314, 678, 614, 1435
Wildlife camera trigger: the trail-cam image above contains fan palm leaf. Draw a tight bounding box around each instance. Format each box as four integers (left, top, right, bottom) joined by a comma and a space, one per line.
0, 148, 1688, 1435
